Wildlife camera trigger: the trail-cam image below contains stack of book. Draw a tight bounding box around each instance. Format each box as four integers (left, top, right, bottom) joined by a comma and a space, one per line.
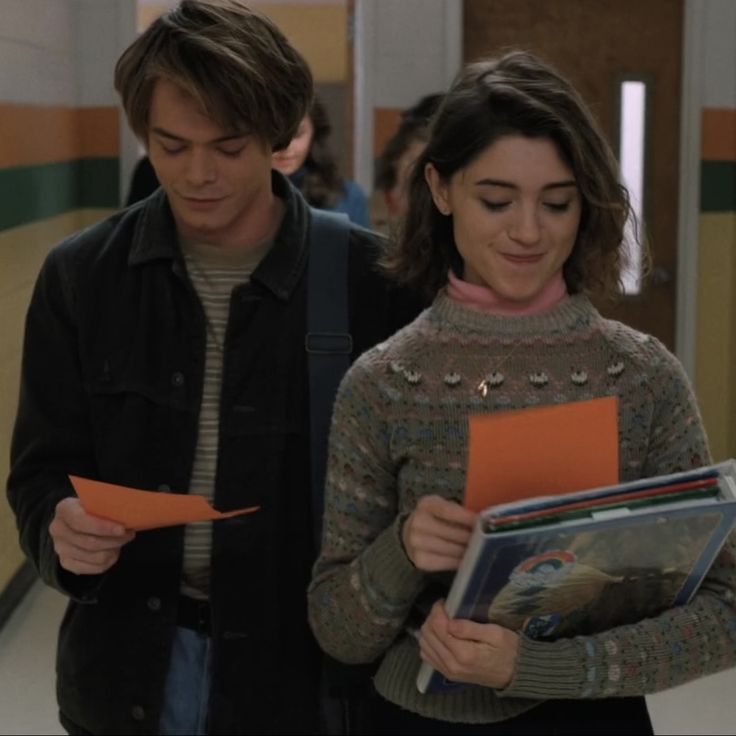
416, 397, 736, 695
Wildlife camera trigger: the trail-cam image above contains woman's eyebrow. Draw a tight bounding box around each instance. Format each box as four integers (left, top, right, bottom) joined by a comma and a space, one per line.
474, 178, 577, 190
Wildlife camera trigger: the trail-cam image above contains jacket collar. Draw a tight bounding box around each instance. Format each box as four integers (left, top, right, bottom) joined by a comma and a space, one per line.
128, 171, 309, 301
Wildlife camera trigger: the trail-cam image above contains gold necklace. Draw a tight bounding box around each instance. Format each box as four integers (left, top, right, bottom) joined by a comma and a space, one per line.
476, 339, 524, 397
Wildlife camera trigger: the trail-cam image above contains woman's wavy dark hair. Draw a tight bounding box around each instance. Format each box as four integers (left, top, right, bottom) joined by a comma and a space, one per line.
383, 50, 646, 301
300, 96, 344, 209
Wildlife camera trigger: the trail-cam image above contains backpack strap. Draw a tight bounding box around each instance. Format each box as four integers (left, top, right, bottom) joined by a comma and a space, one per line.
306, 208, 353, 548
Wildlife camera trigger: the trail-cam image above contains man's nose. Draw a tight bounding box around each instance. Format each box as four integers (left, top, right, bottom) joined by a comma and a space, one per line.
185, 149, 217, 186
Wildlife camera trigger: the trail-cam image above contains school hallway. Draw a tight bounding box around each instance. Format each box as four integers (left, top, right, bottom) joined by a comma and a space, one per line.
0, 579, 734, 735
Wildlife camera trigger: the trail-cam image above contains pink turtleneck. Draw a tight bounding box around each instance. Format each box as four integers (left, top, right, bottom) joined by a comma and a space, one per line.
446, 269, 568, 315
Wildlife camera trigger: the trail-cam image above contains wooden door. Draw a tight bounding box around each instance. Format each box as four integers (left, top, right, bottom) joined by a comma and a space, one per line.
464, 0, 682, 349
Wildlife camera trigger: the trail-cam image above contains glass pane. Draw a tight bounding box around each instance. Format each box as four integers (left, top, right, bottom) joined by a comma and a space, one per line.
619, 80, 647, 295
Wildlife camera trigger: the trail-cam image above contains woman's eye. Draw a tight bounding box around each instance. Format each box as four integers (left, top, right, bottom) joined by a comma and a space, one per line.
544, 201, 571, 212
481, 200, 510, 212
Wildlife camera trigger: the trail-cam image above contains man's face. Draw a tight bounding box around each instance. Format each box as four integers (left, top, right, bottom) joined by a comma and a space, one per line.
147, 79, 273, 248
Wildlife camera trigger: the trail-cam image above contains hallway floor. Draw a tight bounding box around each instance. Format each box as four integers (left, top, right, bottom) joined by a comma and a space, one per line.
1, 581, 735, 735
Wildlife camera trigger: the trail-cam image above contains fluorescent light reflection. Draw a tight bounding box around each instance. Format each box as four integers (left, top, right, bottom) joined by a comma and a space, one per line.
619, 80, 646, 295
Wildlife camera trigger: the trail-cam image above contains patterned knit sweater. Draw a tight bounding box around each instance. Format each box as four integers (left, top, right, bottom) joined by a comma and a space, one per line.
307, 291, 736, 724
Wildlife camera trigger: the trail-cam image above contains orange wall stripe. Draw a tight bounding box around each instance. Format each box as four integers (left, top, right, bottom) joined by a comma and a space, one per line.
373, 107, 403, 158
0, 105, 119, 168
702, 108, 736, 161
77, 107, 122, 159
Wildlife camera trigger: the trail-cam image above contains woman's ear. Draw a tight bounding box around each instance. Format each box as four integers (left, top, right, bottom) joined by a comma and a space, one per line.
424, 163, 451, 215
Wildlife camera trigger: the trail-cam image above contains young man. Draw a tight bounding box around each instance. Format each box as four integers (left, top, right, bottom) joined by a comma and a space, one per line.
6, 2, 420, 734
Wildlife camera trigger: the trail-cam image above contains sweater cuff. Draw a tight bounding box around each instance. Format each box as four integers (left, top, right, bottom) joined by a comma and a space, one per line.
360, 514, 425, 607
500, 636, 587, 699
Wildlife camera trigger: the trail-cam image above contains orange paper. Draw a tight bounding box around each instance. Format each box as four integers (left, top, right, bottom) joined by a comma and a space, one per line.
464, 396, 619, 512
69, 475, 259, 531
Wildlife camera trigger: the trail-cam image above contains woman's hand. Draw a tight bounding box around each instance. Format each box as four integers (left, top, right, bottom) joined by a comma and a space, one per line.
418, 599, 519, 689
401, 495, 477, 571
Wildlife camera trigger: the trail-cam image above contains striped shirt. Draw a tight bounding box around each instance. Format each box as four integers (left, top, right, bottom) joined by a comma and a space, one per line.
180, 239, 271, 599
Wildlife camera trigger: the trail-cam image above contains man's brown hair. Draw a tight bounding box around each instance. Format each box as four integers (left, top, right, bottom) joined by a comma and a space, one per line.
114, 0, 313, 150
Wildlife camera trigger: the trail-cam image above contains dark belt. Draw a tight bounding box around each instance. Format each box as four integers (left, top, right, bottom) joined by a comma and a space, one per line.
177, 595, 211, 635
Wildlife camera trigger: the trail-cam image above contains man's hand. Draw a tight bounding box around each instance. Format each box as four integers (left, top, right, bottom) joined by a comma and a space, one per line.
401, 495, 477, 571
50, 497, 135, 575
418, 600, 519, 689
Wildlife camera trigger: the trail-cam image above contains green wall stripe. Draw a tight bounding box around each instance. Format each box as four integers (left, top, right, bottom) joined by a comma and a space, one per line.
701, 161, 736, 213
0, 158, 119, 232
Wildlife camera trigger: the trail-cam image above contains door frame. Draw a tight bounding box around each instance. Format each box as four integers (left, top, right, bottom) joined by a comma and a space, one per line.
351, 0, 462, 194
676, 0, 704, 378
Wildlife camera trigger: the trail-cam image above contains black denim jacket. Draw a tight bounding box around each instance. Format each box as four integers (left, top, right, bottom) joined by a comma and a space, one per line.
7, 174, 422, 735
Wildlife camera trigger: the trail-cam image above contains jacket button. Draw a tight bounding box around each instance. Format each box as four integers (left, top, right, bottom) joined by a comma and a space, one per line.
131, 705, 145, 721
171, 371, 185, 387
147, 596, 161, 612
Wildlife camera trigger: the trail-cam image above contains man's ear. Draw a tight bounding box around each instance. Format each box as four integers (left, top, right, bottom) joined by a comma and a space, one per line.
424, 163, 451, 215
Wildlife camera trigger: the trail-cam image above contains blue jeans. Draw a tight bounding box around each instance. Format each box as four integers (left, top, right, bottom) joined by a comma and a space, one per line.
159, 627, 211, 735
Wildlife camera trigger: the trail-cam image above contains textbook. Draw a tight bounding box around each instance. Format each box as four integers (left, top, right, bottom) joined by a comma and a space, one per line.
416, 460, 736, 695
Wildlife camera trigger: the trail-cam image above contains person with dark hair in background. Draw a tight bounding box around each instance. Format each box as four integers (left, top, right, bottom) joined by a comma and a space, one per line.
272, 96, 371, 228
372, 93, 444, 233
308, 50, 736, 734
6, 1, 421, 734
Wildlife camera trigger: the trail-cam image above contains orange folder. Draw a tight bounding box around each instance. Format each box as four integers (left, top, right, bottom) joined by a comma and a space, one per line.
464, 396, 619, 512
69, 475, 259, 531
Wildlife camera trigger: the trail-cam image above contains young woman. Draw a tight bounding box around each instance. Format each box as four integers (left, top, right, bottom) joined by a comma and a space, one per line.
307, 50, 736, 734
272, 95, 371, 227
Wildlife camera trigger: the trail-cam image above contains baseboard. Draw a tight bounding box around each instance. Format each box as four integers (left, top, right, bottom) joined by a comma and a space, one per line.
0, 560, 38, 633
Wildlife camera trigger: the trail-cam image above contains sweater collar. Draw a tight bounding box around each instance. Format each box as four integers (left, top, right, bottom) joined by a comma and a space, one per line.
446, 269, 568, 316
430, 289, 602, 339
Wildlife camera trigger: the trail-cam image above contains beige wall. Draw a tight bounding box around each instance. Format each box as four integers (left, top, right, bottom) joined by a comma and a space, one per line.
252, 3, 347, 83
690, 1, 736, 462
138, 1, 347, 83
0, 0, 132, 594
0, 210, 116, 587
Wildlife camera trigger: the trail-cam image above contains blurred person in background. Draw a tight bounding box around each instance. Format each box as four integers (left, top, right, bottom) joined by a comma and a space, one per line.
272, 96, 371, 228
372, 93, 444, 233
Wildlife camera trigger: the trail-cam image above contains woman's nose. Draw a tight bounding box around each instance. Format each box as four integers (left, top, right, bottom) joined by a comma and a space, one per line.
509, 205, 541, 245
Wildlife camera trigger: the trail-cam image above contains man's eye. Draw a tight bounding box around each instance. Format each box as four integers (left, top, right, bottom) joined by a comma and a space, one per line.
161, 145, 185, 155
218, 147, 244, 157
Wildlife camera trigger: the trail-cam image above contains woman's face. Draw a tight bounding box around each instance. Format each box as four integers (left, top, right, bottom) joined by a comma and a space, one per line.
271, 115, 314, 176
426, 135, 582, 304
